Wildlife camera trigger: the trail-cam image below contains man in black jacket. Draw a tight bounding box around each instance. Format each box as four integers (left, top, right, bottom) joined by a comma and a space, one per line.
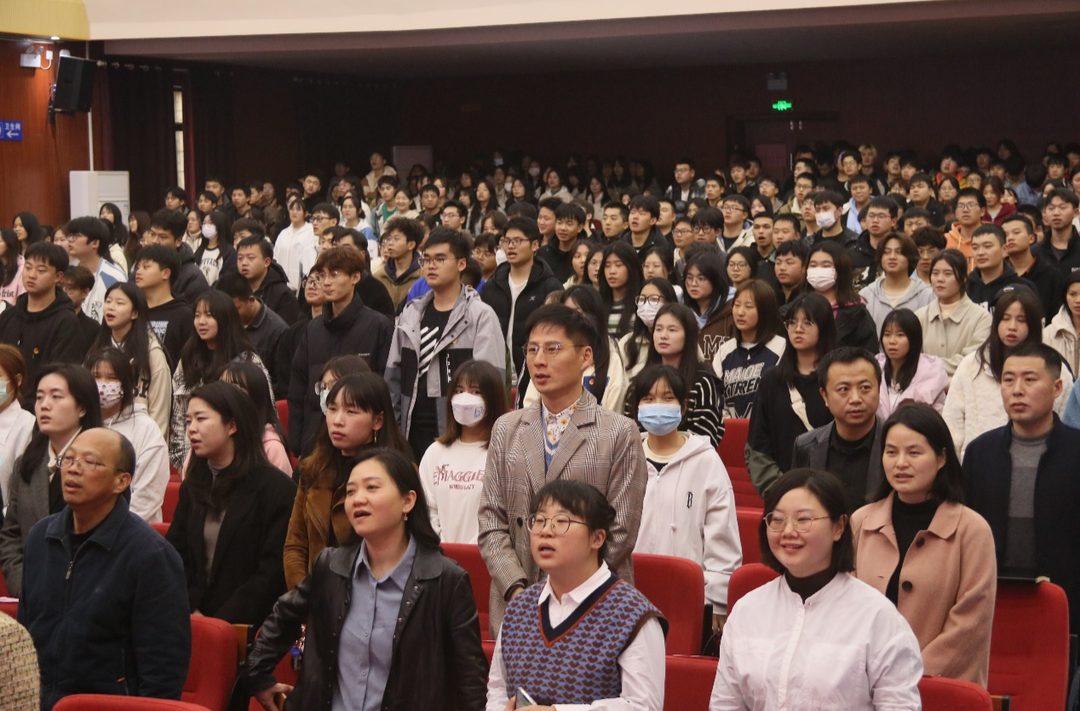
792, 347, 884, 512
1003, 215, 1064, 323
536, 203, 585, 283
237, 235, 301, 325
134, 245, 194, 368
963, 342, 1080, 632
966, 224, 1036, 312
288, 246, 393, 455
481, 216, 563, 388
0, 242, 82, 395
331, 226, 396, 319
217, 271, 289, 393
621, 195, 664, 261
146, 209, 210, 305
1033, 189, 1080, 279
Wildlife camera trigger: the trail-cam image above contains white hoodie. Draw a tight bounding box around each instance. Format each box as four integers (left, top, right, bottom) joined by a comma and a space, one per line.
104, 403, 170, 522
633, 432, 742, 613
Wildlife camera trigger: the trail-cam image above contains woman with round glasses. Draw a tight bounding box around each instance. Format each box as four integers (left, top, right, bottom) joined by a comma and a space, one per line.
710, 468, 923, 710
486, 479, 667, 711
620, 278, 680, 379
851, 404, 995, 685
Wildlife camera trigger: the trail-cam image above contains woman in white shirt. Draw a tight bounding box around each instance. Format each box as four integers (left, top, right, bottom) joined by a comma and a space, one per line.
87, 348, 170, 522
419, 360, 508, 544
629, 364, 741, 629
0, 345, 35, 513
710, 467, 923, 711
486, 479, 667, 711
272, 195, 316, 293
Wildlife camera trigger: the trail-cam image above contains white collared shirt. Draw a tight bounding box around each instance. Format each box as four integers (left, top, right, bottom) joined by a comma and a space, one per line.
485, 562, 666, 711
710, 572, 923, 711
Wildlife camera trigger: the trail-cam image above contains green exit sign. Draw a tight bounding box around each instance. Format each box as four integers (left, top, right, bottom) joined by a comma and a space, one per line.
772, 100, 793, 112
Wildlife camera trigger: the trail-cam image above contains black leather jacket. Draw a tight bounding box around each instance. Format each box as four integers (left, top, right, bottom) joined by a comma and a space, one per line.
246, 541, 488, 711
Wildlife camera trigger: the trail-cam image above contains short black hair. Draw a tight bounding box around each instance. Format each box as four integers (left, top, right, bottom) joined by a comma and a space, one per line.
816, 346, 882, 388
957, 187, 986, 209
908, 172, 934, 189
150, 208, 186, 241
505, 216, 541, 243
972, 223, 1006, 246
237, 234, 273, 258
1047, 188, 1080, 209
603, 203, 630, 222
165, 186, 187, 201
554, 202, 586, 225
628, 195, 660, 219
848, 174, 872, 188
231, 218, 266, 240
525, 303, 599, 348
1001, 214, 1033, 235
538, 197, 563, 215
794, 171, 818, 187
867, 196, 899, 219
65, 216, 112, 259
63, 264, 94, 291
383, 217, 424, 248
911, 225, 946, 250
774, 239, 809, 263
506, 202, 538, 220
25, 241, 69, 273
530, 479, 616, 562
812, 190, 845, 210
424, 226, 470, 261
1004, 341, 1063, 381
215, 270, 254, 300
760, 468, 855, 573
442, 199, 467, 219
311, 202, 341, 221
773, 213, 802, 233
135, 244, 179, 286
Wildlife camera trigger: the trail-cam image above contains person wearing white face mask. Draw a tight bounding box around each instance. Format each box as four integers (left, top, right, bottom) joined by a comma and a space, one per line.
419, 361, 508, 544
808, 241, 880, 353
810, 190, 860, 251
629, 364, 742, 633
619, 278, 680, 380
193, 211, 237, 287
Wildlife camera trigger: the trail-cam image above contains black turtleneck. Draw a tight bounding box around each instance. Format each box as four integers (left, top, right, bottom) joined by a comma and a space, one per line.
785, 566, 838, 602
886, 496, 939, 604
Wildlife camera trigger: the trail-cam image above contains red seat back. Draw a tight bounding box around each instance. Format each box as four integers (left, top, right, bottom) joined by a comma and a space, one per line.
918, 675, 992, 711
716, 419, 761, 508
247, 648, 298, 711
632, 553, 705, 655
56, 697, 215, 711
663, 655, 718, 711
184, 616, 238, 711
727, 563, 780, 612
735, 507, 763, 565
0, 600, 16, 618
988, 580, 1069, 711
0, 562, 8, 597
151, 522, 170, 537
440, 543, 493, 640
162, 481, 181, 523
276, 400, 289, 439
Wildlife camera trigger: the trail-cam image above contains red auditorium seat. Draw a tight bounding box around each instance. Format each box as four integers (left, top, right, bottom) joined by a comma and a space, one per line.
727, 563, 779, 611
715, 418, 762, 508
0, 563, 8, 596
663, 655, 718, 711
735, 507, 763, 565
162, 481, 181, 523
440, 543, 494, 640
247, 650, 298, 711
55, 697, 213, 711
988, 580, 1069, 711
918, 676, 992, 711
184, 615, 238, 711
152, 522, 170, 536
482, 639, 496, 664
632, 552, 705, 655
276, 400, 289, 439
0, 600, 16, 618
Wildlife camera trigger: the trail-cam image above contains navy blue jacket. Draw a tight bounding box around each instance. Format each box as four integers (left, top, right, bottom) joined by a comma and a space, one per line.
18, 498, 191, 710
963, 417, 1080, 632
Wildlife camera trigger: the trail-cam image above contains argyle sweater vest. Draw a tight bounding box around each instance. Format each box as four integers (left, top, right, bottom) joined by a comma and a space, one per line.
500, 572, 664, 706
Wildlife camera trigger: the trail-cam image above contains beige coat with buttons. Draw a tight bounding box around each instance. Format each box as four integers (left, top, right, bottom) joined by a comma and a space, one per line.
851, 495, 996, 687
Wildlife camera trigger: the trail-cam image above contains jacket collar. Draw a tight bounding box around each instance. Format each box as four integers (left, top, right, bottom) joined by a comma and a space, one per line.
329, 538, 444, 581
860, 492, 963, 540
45, 496, 131, 551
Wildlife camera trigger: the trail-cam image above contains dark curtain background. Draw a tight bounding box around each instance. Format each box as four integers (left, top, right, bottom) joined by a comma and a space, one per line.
102, 60, 178, 214
189, 66, 235, 190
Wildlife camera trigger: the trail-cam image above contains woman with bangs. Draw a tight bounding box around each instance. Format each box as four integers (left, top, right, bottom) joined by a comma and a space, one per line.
712, 279, 786, 420
283, 372, 410, 589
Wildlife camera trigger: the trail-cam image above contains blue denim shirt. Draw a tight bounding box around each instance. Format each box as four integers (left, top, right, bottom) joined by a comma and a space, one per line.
331, 536, 417, 711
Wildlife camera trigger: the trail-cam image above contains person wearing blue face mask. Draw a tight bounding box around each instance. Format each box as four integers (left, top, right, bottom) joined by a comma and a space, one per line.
628, 364, 742, 634
282, 371, 411, 590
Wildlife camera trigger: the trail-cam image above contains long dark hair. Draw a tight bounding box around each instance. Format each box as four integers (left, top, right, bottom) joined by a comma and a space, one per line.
91, 282, 154, 383
774, 293, 837, 388
126, 211, 151, 268
471, 178, 498, 225
15, 212, 44, 248
183, 381, 269, 510
646, 303, 702, 398
733, 279, 782, 345
875, 403, 964, 504
99, 203, 129, 249
86, 348, 136, 415
624, 277, 678, 369
222, 360, 286, 447
681, 252, 728, 317
880, 309, 923, 392
299, 373, 411, 490
0, 229, 21, 287
561, 286, 613, 403
19, 364, 103, 484
356, 448, 441, 550
977, 288, 1044, 381
597, 241, 642, 337
809, 240, 858, 305
179, 290, 257, 388
581, 243, 605, 288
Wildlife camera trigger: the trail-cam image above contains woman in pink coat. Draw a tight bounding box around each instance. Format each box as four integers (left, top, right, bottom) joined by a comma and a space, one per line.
875, 308, 948, 419
851, 403, 996, 686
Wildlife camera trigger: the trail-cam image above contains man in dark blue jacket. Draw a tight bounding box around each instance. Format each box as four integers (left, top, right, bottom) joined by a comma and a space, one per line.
963, 342, 1080, 633
18, 428, 191, 710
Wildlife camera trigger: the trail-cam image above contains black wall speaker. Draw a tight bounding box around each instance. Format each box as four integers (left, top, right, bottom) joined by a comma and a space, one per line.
54, 56, 97, 112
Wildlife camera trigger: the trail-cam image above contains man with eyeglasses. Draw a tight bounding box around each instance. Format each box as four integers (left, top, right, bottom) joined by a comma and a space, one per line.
482, 217, 563, 398
288, 246, 393, 456
720, 196, 755, 252
439, 199, 467, 232
850, 196, 901, 290
387, 228, 504, 462
945, 188, 987, 270
19, 427, 191, 710
662, 158, 706, 214
791, 347, 885, 512
479, 304, 647, 637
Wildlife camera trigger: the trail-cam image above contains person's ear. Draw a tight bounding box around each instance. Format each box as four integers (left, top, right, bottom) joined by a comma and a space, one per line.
113, 471, 133, 496
832, 514, 847, 542
225, 419, 238, 437
590, 527, 606, 552
402, 489, 417, 515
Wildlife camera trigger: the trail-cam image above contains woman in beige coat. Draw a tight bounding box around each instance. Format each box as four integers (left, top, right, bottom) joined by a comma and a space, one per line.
851, 403, 996, 687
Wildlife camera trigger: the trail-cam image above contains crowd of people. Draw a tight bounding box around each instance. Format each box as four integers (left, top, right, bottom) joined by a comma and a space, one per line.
3, 137, 1080, 710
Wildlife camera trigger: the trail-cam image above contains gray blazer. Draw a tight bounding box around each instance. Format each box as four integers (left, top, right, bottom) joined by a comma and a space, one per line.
478, 389, 647, 636
791, 419, 886, 510
0, 452, 51, 597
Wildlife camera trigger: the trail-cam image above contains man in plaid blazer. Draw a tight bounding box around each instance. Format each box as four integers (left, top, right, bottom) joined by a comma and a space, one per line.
479, 304, 647, 636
